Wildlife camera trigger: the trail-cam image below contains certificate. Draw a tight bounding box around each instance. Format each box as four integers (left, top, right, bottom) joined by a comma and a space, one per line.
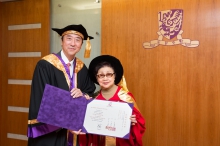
37, 84, 133, 139
83, 100, 133, 139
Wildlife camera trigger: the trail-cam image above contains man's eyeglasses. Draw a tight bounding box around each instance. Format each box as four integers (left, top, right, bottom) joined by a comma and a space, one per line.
96, 73, 115, 79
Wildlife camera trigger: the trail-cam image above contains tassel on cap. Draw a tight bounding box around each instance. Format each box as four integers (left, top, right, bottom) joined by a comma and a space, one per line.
84, 37, 91, 58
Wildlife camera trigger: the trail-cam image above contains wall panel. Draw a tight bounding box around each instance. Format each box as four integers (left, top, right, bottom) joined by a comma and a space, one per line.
0, 3, 2, 143
102, 0, 220, 145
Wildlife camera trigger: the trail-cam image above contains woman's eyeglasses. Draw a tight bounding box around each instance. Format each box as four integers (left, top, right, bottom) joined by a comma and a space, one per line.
96, 73, 115, 79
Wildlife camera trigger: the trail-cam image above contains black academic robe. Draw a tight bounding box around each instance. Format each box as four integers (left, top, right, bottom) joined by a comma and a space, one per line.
27, 53, 96, 146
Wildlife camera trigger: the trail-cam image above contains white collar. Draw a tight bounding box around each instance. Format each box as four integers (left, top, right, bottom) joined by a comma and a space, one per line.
61, 50, 74, 65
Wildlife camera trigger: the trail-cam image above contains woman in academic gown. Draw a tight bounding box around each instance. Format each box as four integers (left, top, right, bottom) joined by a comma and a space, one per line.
78, 55, 146, 146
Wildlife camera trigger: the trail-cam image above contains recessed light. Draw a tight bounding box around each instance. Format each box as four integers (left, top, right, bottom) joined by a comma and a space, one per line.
94, 0, 100, 3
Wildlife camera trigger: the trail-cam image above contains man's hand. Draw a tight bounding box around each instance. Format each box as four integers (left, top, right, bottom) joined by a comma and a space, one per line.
69, 129, 85, 135
70, 88, 83, 98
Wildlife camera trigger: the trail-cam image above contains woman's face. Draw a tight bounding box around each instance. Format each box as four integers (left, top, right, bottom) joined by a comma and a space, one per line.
96, 66, 115, 90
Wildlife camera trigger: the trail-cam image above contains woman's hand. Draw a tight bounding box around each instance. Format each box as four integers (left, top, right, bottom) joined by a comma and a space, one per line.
84, 94, 92, 100
130, 114, 137, 125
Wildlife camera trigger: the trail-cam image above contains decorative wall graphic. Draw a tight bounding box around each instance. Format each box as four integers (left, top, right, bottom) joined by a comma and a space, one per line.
143, 9, 199, 49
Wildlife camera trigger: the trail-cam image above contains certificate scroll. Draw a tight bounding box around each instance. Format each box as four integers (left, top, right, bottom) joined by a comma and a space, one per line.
83, 100, 134, 139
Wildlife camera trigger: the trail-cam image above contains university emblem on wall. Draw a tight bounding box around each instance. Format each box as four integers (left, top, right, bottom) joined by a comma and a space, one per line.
143, 9, 199, 49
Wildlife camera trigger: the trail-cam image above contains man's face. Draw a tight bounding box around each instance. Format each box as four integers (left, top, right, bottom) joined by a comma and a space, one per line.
62, 33, 83, 61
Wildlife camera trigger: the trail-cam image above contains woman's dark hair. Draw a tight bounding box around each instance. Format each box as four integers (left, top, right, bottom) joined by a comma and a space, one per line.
94, 61, 116, 77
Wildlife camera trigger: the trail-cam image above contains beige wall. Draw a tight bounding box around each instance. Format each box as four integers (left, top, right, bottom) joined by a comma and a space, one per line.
102, 0, 220, 145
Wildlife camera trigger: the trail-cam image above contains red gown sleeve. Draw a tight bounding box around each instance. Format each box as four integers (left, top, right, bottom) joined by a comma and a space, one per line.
116, 107, 146, 146
130, 107, 146, 145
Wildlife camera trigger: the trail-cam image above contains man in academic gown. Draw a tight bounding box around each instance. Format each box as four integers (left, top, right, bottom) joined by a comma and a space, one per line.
27, 24, 96, 146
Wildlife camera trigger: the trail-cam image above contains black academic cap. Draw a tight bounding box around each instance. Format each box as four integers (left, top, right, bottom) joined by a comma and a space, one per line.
52, 24, 94, 40
88, 55, 124, 85
52, 24, 93, 58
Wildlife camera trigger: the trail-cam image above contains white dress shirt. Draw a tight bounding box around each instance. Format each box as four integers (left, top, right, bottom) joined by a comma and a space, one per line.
61, 50, 74, 77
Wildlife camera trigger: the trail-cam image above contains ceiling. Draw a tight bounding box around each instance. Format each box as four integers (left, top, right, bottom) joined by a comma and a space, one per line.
0, 0, 101, 9
53, 0, 101, 10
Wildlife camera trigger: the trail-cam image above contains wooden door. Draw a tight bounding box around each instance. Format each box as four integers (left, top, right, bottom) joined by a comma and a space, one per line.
0, 0, 50, 145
